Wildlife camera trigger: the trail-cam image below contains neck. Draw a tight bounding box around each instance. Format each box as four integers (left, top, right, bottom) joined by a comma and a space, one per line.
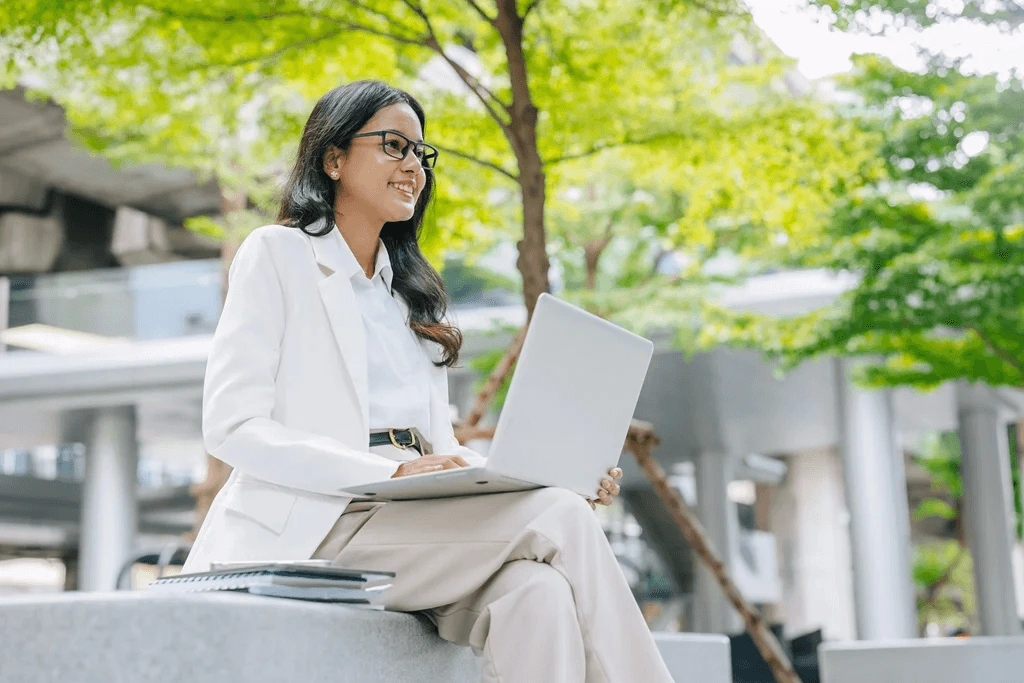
333, 206, 382, 278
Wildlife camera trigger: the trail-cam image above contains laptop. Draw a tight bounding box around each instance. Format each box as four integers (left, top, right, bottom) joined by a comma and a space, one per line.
340, 293, 654, 501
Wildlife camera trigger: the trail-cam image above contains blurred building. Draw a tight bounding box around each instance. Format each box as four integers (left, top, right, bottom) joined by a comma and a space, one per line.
0, 86, 222, 588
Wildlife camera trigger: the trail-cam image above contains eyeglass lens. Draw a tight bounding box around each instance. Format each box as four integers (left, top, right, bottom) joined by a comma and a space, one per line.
383, 132, 437, 169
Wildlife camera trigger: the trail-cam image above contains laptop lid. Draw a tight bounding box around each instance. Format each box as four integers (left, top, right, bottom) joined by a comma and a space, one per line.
486, 293, 654, 497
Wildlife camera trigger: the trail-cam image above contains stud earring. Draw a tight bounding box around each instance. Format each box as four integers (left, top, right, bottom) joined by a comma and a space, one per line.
330, 172, 338, 179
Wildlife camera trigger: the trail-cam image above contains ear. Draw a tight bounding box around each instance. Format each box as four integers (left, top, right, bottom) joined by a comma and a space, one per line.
323, 144, 345, 180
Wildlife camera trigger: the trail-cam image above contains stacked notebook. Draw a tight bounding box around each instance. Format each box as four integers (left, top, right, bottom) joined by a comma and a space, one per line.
149, 561, 395, 609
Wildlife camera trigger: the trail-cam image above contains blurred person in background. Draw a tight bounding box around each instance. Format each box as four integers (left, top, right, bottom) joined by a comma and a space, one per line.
182, 80, 672, 683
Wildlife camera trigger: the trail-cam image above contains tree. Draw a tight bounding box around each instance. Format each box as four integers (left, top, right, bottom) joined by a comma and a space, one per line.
2, 0, 872, 318
695, 0, 1024, 636
700, 3, 1024, 390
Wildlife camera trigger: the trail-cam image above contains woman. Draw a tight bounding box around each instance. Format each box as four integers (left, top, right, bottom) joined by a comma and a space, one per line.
183, 80, 674, 683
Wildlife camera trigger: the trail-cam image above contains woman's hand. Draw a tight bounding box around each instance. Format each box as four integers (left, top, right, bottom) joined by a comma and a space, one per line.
391, 454, 469, 478
586, 467, 623, 510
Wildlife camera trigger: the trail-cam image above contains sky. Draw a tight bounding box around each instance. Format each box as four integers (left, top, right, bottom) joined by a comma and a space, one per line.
745, 0, 1024, 80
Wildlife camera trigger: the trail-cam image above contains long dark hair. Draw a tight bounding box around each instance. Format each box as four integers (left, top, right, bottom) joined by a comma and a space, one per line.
277, 80, 462, 367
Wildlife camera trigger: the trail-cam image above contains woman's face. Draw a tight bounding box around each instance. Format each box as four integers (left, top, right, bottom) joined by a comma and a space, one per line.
327, 102, 428, 225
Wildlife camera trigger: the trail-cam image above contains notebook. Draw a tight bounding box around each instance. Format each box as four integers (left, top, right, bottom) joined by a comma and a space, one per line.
149, 563, 395, 605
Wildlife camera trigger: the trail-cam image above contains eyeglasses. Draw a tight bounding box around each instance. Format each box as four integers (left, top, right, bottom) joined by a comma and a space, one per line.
350, 130, 439, 170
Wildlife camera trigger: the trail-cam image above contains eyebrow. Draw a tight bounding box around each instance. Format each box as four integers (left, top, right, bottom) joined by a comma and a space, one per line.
384, 128, 424, 143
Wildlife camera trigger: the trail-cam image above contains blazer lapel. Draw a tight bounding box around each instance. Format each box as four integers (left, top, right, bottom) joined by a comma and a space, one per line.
307, 220, 370, 432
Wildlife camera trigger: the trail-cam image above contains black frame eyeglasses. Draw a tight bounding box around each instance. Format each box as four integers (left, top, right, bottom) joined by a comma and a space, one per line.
351, 129, 439, 170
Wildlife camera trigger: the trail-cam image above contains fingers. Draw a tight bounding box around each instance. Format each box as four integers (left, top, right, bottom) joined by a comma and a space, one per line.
586, 498, 597, 510
591, 470, 622, 505
449, 455, 470, 468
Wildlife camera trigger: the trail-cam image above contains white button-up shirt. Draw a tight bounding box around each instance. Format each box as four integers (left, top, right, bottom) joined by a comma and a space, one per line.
337, 235, 433, 441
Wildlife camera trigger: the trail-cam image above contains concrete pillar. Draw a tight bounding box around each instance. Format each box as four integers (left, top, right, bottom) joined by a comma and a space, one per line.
694, 451, 743, 634
835, 360, 917, 639
78, 406, 138, 591
769, 448, 857, 640
0, 276, 8, 355
957, 382, 1023, 636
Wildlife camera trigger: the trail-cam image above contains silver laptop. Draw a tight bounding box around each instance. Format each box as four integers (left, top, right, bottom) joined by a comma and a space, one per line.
340, 293, 654, 501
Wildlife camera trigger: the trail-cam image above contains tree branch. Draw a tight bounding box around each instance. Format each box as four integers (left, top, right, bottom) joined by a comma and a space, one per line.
152, 6, 428, 48
464, 0, 498, 26
628, 425, 802, 683
967, 325, 1024, 381
437, 48, 512, 128
545, 132, 696, 165
400, 0, 512, 130
433, 145, 518, 181
154, 3, 421, 36
522, 0, 540, 21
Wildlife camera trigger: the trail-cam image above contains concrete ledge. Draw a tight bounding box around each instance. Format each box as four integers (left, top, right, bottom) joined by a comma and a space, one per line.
655, 632, 732, 682
820, 636, 1024, 683
0, 592, 482, 683
0, 592, 731, 683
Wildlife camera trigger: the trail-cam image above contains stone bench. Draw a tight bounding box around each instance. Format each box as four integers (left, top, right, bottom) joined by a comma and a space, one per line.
0, 592, 731, 682
820, 636, 1024, 683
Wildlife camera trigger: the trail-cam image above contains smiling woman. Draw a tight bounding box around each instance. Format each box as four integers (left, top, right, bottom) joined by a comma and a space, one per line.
276, 80, 461, 367
184, 79, 668, 683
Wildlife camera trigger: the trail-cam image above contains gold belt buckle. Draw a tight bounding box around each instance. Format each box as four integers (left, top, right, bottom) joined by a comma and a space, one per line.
388, 428, 417, 451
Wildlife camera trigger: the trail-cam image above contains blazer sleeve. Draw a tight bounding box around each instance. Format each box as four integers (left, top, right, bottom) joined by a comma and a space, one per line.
448, 430, 488, 467
202, 230, 400, 495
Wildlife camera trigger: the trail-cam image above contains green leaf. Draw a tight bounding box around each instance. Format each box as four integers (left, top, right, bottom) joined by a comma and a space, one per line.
914, 497, 958, 521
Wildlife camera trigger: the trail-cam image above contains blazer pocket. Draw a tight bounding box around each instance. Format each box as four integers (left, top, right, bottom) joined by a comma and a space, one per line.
221, 482, 297, 535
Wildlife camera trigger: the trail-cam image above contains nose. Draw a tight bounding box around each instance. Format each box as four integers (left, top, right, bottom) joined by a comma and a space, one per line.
400, 148, 424, 174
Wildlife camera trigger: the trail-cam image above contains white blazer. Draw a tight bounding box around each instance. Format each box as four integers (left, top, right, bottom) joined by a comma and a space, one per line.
182, 220, 485, 574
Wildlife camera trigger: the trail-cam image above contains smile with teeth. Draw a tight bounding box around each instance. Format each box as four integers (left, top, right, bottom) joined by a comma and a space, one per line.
389, 182, 415, 198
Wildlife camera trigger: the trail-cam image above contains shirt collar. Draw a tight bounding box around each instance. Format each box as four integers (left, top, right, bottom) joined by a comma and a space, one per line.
372, 240, 394, 294
335, 231, 393, 294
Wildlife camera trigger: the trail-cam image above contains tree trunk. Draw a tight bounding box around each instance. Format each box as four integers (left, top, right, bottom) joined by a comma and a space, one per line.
516, 158, 550, 317
457, 326, 527, 437
496, 0, 550, 317
584, 216, 615, 290
626, 421, 802, 683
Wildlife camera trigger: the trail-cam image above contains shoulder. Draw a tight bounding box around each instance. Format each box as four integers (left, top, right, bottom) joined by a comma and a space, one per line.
234, 224, 311, 268
245, 224, 310, 250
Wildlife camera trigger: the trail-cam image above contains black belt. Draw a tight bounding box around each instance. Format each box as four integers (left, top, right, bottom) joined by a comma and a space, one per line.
369, 428, 424, 455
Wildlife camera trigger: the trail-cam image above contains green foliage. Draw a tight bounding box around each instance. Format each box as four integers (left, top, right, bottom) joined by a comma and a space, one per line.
2, 0, 873, 293
441, 256, 520, 302
814, 0, 1024, 32
700, 39, 1024, 389
915, 431, 964, 499
1009, 425, 1024, 540
909, 431, 976, 632
914, 498, 958, 521
913, 540, 975, 632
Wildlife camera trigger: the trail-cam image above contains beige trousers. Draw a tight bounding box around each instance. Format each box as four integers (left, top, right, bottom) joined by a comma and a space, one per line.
311, 447, 674, 683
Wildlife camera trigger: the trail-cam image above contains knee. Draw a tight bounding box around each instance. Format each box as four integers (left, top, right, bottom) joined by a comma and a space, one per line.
531, 486, 595, 518
519, 562, 575, 609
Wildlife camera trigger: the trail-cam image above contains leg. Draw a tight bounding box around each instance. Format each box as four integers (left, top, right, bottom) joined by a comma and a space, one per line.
431, 559, 586, 683
317, 487, 673, 683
